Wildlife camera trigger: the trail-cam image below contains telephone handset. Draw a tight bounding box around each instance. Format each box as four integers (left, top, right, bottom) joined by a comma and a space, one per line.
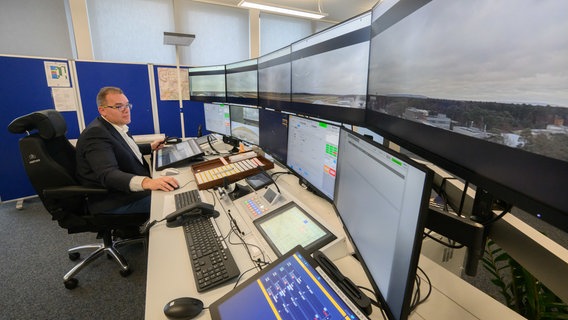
165, 202, 219, 228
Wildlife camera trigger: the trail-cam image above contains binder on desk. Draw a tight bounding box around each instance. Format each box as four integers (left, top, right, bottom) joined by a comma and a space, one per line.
191, 154, 274, 190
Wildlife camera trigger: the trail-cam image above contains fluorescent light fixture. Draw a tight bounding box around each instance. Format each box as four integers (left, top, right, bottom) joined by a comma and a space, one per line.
238, 0, 327, 19
163, 32, 195, 46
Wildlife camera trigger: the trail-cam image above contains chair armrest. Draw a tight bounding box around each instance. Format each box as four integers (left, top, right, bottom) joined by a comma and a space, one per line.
43, 186, 108, 199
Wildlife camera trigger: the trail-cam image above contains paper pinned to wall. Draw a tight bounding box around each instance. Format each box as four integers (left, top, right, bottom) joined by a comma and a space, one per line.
157, 67, 189, 101
52, 87, 78, 111
44, 61, 70, 87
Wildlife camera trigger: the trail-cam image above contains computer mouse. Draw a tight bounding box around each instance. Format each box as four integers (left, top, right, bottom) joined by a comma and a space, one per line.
163, 297, 204, 319
161, 168, 180, 176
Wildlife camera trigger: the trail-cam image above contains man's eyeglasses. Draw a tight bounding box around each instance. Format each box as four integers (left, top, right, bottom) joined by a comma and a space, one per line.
103, 103, 132, 111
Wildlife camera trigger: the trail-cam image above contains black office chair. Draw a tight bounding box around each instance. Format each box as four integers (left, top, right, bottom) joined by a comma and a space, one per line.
8, 109, 148, 289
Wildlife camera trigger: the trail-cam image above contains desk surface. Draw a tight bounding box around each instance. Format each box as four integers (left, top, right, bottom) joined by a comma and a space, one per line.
145, 142, 524, 320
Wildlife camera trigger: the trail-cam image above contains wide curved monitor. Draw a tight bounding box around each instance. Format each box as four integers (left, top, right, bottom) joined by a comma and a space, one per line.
365, 0, 568, 231
289, 12, 371, 125
258, 46, 291, 110
226, 59, 258, 106
189, 65, 226, 102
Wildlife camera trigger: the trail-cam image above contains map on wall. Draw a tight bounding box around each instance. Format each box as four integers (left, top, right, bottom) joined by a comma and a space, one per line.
157, 67, 189, 101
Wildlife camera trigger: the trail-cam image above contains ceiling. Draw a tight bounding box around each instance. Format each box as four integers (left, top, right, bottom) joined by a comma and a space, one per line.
192, 0, 379, 23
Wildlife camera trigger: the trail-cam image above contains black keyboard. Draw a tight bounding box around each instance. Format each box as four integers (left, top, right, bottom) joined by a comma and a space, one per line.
175, 189, 201, 209
183, 215, 240, 292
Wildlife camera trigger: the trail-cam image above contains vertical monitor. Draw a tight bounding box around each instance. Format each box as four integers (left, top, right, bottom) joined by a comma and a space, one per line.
286, 115, 340, 201
204, 103, 231, 136
230, 104, 260, 145
334, 128, 432, 320
259, 108, 288, 164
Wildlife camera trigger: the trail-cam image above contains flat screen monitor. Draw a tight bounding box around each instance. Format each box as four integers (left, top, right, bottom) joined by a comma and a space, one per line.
203, 103, 231, 136
209, 245, 368, 320
286, 115, 340, 201
334, 127, 433, 320
365, 0, 568, 231
226, 59, 258, 106
258, 46, 291, 110
289, 12, 371, 125
189, 65, 226, 102
230, 104, 260, 145
253, 201, 336, 257
259, 108, 288, 164
154, 139, 204, 171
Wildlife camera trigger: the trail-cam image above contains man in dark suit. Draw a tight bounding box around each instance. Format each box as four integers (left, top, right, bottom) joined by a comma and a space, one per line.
76, 86, 178, 214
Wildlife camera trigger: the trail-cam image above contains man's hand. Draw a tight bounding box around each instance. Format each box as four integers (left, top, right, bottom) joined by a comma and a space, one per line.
142, 176, 179, 191
151, 138, 166, 151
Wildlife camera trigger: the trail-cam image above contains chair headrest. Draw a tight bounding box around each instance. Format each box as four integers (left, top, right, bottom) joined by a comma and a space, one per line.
7, 109, 67, 139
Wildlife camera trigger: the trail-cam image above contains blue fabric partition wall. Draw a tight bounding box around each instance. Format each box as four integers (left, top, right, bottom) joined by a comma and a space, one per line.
0, 55, 80, 201
75, 61, 154, 135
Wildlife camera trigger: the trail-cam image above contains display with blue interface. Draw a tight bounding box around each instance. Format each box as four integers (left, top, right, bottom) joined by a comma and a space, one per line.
253, 201, 336, 257
209, 246, 367, 320
334, 128, 432, 320
286, 115, 340, 200
259, 108, 288, 164
204, 103, 231, 136
230, 104, 260, 145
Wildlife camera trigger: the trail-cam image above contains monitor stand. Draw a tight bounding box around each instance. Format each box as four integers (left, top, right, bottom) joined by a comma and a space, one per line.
222, 136, 240, 153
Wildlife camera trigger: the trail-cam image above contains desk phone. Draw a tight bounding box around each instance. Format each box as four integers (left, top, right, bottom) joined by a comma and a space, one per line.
238, 186, 282, 219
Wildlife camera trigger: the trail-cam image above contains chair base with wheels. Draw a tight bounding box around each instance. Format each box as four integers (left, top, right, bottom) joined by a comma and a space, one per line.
63, 231, 145, 289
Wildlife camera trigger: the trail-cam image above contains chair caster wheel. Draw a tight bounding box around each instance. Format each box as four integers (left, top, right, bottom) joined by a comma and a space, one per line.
120, 269, 132, 277
64, 278, 78, 289
69, 252, 80, 261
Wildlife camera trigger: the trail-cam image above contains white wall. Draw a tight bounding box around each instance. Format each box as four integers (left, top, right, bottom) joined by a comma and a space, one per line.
0, 0, 73, 58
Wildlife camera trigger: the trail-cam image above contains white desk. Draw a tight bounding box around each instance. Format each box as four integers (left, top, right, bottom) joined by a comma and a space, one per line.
145, 143, 524, 320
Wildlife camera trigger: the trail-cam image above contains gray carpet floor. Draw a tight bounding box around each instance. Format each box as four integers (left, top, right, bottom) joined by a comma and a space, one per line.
0, 197, 147, 320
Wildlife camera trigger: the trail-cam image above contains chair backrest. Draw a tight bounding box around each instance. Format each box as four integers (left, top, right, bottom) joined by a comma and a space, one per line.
8, 110, 89, 231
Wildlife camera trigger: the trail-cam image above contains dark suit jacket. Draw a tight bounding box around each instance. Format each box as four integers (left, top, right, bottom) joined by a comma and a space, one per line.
76, 116, 152, 213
